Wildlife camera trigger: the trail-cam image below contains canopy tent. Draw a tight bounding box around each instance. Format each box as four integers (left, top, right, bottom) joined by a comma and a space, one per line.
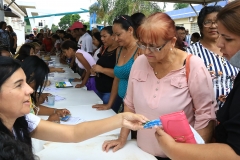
145, 0, 224, 15
144, 0, 223, 4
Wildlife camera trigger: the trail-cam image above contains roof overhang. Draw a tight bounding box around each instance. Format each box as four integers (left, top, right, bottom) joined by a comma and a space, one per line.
4, 11, 20, 17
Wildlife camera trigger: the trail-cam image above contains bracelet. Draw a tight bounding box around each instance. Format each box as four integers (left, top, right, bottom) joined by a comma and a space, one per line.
53, 108, 57, 114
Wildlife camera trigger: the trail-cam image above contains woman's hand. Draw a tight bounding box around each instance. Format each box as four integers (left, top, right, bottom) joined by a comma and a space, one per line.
120, 112, 149, 131
37, 93, 51, 104
155, 126, 176, 151
44, 80, 51, 87
56, 109, 71, 117
75, 83, 85, 88
92, 64, 103, 73
55, 68, 65, 73
102, 137, 127, 152
47, 113, 60, 122
73, 78, 82, 82
92, 104, 111, 110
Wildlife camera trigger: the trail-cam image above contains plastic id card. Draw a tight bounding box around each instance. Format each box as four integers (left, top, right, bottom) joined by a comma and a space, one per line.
143, 119, 162, 129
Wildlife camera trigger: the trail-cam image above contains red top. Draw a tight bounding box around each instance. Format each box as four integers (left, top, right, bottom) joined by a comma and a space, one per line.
43, 38, 53, 52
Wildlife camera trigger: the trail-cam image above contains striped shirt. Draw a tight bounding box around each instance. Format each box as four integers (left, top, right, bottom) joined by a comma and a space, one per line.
187, 42, 239, 108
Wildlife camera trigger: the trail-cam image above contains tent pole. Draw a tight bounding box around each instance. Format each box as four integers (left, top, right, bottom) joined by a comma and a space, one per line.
0, 0, 4, 20
190, 3, 198, 16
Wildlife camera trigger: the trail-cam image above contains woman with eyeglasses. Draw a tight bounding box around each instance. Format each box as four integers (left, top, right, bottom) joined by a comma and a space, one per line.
102, 12, 216, 160
186, 6, 239, 109
92, 15, 140, 113
156, 1, 240, 159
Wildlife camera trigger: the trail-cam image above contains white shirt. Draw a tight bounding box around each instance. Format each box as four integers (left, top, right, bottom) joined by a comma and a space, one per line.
75, 49, 96, 72
93, 48, 100, 62
78, 33, 93, 53
25, 113, 41, 132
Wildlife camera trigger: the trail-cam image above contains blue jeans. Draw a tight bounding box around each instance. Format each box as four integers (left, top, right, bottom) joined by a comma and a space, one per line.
95, 90, 111, 104
111, 94, 123, 113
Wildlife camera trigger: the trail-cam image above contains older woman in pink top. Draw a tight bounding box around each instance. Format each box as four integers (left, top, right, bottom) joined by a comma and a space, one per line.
102, 12, 217, 159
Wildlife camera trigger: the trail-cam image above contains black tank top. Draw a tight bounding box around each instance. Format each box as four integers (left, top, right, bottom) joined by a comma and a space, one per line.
95, 47, 117, 92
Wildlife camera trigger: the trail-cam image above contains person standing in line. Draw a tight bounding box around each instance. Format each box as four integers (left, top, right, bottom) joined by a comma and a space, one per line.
0, 21, 10, 51
6, 25, 17, 55
186, 6, 239, 109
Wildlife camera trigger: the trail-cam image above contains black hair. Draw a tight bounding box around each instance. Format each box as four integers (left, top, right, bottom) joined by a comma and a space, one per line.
101, 26, 113, 35
36, 33, 43, 39
0, 57, 32, 151
87, 30, 92, 36
113, 15, 135, 32
83, 25, 87, 30
131, 12, 145, 30
15, 43, 34, 61
6, 25, 13, 32
197, 5, 222, 38
92, 32, 103, 49
176, 26, 185, 31
0, 132, 36, 160
192, 32, 201, 39
21, 56, 49, 104
61, 40, 78, 51
51, 34, 60, 40
58, 30, 65, 34
63, 33, 74, 40
0, 21, 6, 29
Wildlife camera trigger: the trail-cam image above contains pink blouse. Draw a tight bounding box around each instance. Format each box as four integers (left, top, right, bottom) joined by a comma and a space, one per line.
124, 54, 217, 157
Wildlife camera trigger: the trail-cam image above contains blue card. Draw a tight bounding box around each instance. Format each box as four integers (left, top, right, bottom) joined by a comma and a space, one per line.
60, 114, 71, 122
143, 119, 162, 129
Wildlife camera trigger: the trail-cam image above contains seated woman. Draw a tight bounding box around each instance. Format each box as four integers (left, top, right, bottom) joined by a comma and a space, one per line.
14, 43, 35, 61
0, 132, 36, 160
0, 57, 147, 158
102, 12, 216, 159
155, 2, 240, 159
61, 40, 97, 92
91, 26, 119, 104
21, 56, 70, 121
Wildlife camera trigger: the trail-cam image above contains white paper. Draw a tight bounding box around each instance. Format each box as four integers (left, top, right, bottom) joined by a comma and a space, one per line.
190, 126, 205, 144
64, 81, 72, 86
44, 87, 61, 92
55, 95, 65, 101
60, 117, 85, 125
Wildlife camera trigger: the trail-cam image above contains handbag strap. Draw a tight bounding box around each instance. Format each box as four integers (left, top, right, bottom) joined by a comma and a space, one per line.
186, 54, 192, 83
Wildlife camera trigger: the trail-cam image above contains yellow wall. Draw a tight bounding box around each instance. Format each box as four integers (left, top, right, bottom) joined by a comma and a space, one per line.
173, 16, 198, 34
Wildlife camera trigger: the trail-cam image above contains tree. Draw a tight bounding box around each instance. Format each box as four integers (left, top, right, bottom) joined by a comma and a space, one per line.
89, 0, 165, 26
51, 24, 59, 33
58, 14, 80, 30
173, 3, 189, 10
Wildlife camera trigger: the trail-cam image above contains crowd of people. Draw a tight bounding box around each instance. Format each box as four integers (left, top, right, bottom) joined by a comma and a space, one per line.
0, 1, 240, 159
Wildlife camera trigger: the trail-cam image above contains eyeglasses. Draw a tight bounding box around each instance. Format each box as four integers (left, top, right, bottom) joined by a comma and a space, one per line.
137, 41, 168, 52
203, 20, 218, 27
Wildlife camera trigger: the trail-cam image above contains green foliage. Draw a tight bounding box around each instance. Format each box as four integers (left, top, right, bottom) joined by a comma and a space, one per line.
89, 0, 165, 26
173, 3, 189, 10
51, 24, 59, 33
58, 14, 81, 30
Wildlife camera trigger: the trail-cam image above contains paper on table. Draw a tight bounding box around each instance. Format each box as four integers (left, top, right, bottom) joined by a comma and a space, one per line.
44, 87, 61, 92
55, 95, 65, 101
60, 117, 85, 125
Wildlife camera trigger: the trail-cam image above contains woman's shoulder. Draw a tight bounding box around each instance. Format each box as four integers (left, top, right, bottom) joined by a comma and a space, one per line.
132, 54, 149, 69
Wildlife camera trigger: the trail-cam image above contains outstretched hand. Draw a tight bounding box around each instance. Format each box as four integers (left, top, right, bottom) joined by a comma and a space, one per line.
121, 112, 149, 130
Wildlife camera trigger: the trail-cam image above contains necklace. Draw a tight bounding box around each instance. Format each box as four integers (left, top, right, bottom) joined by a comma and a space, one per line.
154, 71, 158, 75
123, 44, 136, 58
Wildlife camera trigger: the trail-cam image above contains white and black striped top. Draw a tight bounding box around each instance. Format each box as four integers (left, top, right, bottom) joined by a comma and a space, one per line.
187, 42, 239, 108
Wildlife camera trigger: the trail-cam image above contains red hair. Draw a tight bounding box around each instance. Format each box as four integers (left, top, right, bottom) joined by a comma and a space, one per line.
137, 12, 176, 44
